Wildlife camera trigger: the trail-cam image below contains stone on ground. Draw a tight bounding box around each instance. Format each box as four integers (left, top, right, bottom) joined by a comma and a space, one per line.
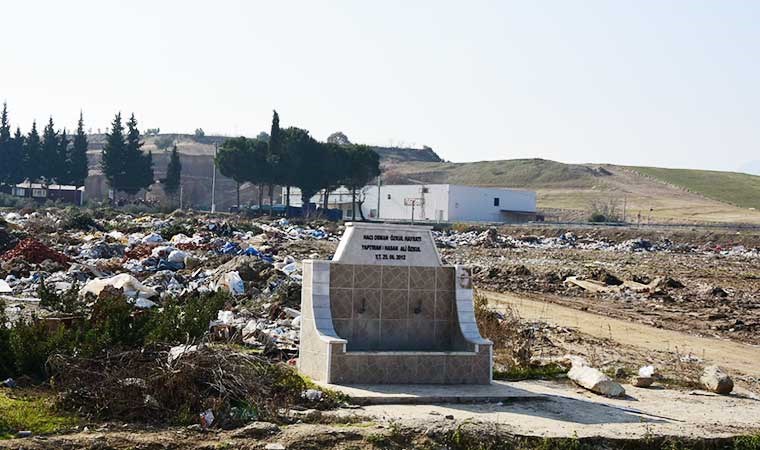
230, 421, 280, 439
700, 365, 734, 395
568, 365, 626, 397
631, 376, 654, 387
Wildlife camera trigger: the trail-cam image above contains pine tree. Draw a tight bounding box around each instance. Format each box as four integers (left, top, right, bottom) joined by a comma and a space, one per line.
162, 144, 182, 205
56, 129, 70, 185
0, 103, 11, 185
24, 121, 42, 184
69, 112, 89, 188
40, 117, 60, 185
101, 113, 127, 200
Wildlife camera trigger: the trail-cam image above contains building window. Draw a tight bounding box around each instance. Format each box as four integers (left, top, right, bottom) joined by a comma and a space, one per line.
32, 189, 47, 198
13, 187, 25, 197
387, 194, 391, 200
493, 197, 500, 207
422, 187, 429, 193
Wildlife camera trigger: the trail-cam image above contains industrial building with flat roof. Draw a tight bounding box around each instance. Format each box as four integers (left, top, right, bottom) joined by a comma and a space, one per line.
284, 184, 537, 223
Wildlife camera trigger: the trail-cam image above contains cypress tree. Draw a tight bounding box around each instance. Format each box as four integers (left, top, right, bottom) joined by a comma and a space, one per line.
69, 112, 89, 189
24, 122, 42, 184
7, 128, 25, 186
162, 144, 182, 205
123, 114, 153, 196
41, 117, 59, 184
267, 110, 282, 214
101, 113, 127, 200
0, 103, 10, 185
56, 129, 70, 185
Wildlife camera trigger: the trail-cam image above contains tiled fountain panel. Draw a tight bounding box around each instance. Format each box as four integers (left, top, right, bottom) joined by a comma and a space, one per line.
297, 223, 493, 385
329, 264, 466, 352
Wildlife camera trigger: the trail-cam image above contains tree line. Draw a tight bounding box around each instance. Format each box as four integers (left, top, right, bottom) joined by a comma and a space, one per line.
215, 111, 380, 219
0, 103, 89, 190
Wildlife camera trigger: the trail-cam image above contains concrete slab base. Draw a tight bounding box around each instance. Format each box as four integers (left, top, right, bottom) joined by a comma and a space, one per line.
317, 380, 546, 405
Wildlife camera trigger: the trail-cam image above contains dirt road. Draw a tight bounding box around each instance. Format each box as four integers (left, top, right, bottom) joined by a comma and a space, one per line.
485, 291, 760, 376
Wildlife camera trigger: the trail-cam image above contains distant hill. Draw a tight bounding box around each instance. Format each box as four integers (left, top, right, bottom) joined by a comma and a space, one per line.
380, 158, 760, 224
82, 134, 760, 224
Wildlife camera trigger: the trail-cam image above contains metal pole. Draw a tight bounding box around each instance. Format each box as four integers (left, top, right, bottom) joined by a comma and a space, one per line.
411, 200, 415, 225
376, 177, 381, 220
211, 142, 217, 213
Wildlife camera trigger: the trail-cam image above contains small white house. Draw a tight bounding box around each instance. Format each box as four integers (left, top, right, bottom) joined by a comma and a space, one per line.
284, 184, 537, 223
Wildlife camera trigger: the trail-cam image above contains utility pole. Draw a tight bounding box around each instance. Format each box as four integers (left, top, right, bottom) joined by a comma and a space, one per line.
211, 142, 217, 213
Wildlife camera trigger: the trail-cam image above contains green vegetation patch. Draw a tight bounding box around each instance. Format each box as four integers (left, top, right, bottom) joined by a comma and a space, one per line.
493, 363, 568, 381
632, 166, 760, 209
0, 390, 78, 439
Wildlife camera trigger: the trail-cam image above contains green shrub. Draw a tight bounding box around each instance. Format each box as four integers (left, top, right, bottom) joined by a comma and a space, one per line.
61, 209, 99, 230
146, 291, 229, 344
1, 289, 233, 380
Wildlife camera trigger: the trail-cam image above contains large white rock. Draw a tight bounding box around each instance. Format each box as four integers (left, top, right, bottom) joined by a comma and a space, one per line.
700, 365, 734, 395
568, 365, 626, 397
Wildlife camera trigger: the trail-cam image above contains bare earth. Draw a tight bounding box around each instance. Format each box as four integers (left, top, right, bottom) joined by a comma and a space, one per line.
486, 291, 760, 376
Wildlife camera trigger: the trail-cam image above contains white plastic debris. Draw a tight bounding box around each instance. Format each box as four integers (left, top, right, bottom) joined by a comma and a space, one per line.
168, 344, 198, 363
301, 389, 323, 402
217, 310, 235, 325
134, 298, 157, 309
638, 365, 657, 378
199, 409, 215, 428
141, 233, 165, 246
167, 250, 188, 264
0, 280, 12, 294
217, 271, 245, 295
80, 273, 158, 299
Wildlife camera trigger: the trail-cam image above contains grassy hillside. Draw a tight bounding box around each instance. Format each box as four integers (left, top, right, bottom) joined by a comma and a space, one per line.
382, 158, 760, 224
630, 166, 760, 210
384, 158, 606, 189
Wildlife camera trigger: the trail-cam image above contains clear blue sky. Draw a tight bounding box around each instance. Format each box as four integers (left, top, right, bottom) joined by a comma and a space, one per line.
2, 1, 759, 172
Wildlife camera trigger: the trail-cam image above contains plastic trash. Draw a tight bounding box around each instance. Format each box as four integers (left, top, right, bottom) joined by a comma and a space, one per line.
141, 233, 165, 246
80, 273, 158, 299
135, 298, 157, 309
217, 310, 235, 324
168, 344, 198, 363
220, 242, 240, 255
217, 271, 245, 295
200, 409, 215, 428
157, 259, 184, 271
0, 280, 11, 294
168, 250, 188, 263
241, 246, 260, 256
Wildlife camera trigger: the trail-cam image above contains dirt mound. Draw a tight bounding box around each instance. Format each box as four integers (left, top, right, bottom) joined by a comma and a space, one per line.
0, 238, 70, 265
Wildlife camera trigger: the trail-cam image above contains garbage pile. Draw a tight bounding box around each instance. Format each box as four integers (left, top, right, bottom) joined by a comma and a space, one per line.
0, 209, 343, 357
434, 228, 760, 258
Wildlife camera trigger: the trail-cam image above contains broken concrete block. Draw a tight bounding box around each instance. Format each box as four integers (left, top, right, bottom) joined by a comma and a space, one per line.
568, 365, 626, 397
700, 365, 733, 395
631, 376, 654, 387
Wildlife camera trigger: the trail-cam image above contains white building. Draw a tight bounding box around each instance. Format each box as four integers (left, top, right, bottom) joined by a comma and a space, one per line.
284, 184, 537, 223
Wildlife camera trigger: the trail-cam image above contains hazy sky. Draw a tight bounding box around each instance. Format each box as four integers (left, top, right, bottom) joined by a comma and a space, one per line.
2, 1, 759, 172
